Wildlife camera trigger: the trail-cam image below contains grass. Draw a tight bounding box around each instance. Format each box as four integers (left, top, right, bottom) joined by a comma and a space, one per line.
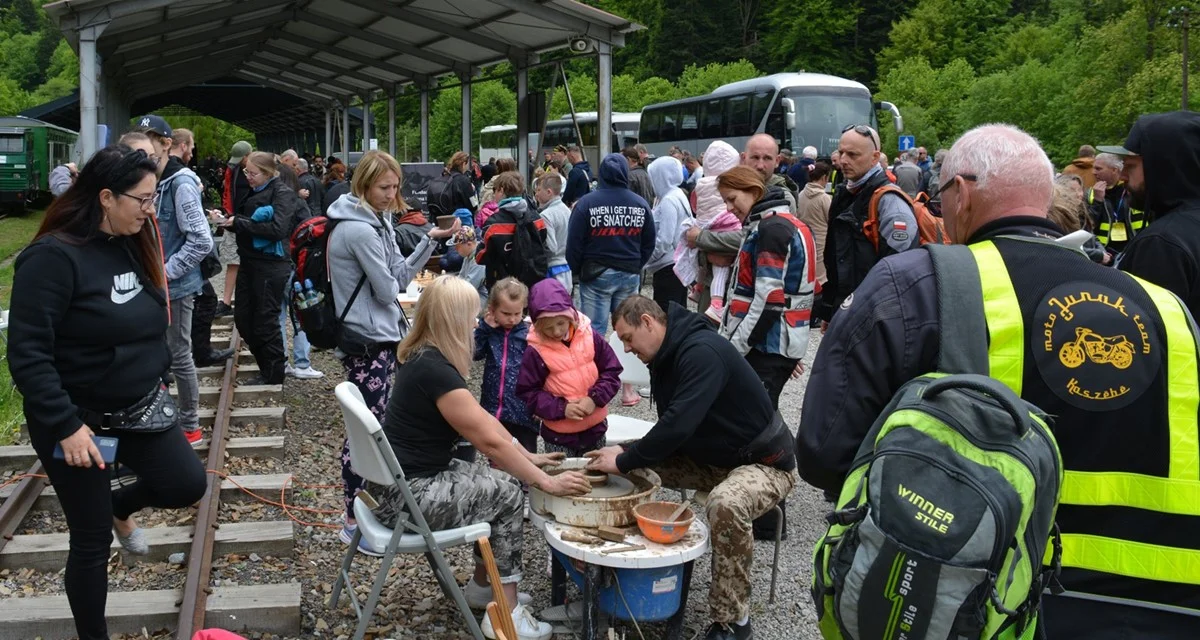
0, 209, 45, 445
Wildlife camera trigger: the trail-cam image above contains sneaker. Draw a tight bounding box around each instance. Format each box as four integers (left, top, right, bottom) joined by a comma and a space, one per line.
338, 523, 383, 557
464, 577, 533, 610
704, 620, 753, 640
240, 374, 271, 386
195, 347, 235, 367
637, 386, 651, 398
291, 365, 324, 379
481, 603, 552, 640
184, 429, 206, 448
704, 301, 724, 324
215, 302, 234, 317
284, 364, 295, 377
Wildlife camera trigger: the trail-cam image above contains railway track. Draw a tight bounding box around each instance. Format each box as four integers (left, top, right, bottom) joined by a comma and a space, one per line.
0, 322, 301, 639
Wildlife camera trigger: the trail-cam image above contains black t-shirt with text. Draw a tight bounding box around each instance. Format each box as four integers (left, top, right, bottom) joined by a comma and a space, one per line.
384, 347, 467, 478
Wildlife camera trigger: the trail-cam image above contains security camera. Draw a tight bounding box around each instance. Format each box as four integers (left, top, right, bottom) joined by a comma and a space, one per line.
569, 37, 594, 54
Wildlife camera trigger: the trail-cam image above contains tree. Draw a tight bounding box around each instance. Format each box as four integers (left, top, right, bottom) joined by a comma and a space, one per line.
876, 0, 1010, 73
761, 0, 860, 78
428, 80, 517, 161
675, 60, 760, 98
0, 77, 32, 116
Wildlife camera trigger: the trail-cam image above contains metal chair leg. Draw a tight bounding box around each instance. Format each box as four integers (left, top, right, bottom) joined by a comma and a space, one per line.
327, 527, 360, 609
769, 504, 783, 604
429, 546, 487, 639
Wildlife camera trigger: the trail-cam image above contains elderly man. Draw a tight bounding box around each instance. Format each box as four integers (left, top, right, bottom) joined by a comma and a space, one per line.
590, 295, 796, 640
1084, 152, 1141, 257
799, 123, 1200, 639
813, 124, 918, 323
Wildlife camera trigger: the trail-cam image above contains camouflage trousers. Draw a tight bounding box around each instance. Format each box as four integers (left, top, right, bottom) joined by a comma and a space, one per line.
652, 456, 797, 624
368, 459, 525, 583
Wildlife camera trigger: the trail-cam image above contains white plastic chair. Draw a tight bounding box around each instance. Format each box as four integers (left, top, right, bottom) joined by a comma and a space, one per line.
606, 332, 655, 444
329, 382, 489, 640
608, 331, 649, 387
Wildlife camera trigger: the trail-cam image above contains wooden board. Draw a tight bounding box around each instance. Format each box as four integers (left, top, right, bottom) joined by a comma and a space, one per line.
0, 583, 301, 639
0, 436, 284, 472
0, 520, 294, 571
0, 474, 293, 512
169, 383, 282, 404
18, 408, 285, 440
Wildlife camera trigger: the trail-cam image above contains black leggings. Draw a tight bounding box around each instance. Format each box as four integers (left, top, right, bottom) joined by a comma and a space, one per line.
234, 259, 290, 383
29, 424, 207, 640
652, 266, 687, 313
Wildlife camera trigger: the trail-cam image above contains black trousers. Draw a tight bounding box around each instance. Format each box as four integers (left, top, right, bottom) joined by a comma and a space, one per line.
191, 280, 218, 360
745, 348, 798, 540
652, 266, 687, 313
29, 424, 207, 640
234, 259, 290, 384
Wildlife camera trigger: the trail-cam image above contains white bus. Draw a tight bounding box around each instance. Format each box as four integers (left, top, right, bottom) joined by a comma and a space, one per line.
539, 112, 641, 164
478, 124, 541, 163
638, 72, 903, 159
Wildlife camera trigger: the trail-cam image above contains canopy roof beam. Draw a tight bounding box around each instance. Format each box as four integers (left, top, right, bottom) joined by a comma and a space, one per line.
294, 9, 470, 76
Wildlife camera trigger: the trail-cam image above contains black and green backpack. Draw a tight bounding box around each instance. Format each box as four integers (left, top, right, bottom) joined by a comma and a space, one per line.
812, 244, 1065, 640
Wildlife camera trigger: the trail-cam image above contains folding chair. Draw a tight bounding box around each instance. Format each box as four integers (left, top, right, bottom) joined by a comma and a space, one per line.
329, 382, 489, 640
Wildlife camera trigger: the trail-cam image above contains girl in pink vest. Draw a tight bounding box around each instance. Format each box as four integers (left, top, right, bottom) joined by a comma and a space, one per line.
516, 278, 623, 457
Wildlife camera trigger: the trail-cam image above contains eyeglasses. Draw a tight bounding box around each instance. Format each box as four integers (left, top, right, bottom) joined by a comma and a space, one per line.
937, 174, 978, 196
841, 124, 879, 150
119, 191, 160, 210
243, 168, 262, 178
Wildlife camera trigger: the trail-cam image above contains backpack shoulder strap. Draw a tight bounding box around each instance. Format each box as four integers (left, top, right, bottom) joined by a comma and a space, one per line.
865, 184, 915, 252
927, 243, 989, 374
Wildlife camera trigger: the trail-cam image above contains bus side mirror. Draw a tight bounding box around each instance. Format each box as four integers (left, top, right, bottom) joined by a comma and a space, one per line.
877, 101, 904, 133
781, 98, 796, 131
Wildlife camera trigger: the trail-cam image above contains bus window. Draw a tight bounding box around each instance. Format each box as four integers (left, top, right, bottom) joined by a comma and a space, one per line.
578, 122, 599, 147
660, 109, 678, 140
679, 103, 699, 140
764, 100, 790, 150
727, 94, 752, 137
0, 135, 23, 154
700, 99, 724, 139
789, 92, 874, 156
640, 110, 662, 143
752, 91, 774, 130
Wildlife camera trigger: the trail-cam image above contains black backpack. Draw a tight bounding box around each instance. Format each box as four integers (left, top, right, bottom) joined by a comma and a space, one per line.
479, 198, 549, 288
425, 174, 455, 219
288, 216, 366, 350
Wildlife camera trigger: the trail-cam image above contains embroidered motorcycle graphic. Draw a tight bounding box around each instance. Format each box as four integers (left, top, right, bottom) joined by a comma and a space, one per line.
1058, 327, 1135, 370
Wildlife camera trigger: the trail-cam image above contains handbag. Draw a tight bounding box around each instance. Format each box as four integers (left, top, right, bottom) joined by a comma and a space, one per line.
78, 384, 179, 432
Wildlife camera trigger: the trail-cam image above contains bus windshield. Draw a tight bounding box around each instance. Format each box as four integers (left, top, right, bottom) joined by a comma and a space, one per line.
785, 91, 876, 157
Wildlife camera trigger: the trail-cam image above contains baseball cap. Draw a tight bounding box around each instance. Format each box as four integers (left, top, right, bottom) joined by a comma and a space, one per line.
133, 114, 172, 138
228, 140, 252, 165
446, 225, 477, 247
553, 144, 568, 154
1097, 117, 1148, 156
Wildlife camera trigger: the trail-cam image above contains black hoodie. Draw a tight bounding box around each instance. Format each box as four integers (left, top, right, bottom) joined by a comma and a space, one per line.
616, 303, 793, 473
1118, 111, 1200, 318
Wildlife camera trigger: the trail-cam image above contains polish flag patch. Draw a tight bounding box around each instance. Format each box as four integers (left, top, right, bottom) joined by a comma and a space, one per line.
894, 221, 908, 231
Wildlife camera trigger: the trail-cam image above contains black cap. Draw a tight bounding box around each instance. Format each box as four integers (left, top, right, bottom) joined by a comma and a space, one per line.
1097, 115, 1151, 156
133, 115, 172, 138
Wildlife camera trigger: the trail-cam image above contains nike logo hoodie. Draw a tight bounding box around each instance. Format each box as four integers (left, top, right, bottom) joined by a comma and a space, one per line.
8, 233, 170, 441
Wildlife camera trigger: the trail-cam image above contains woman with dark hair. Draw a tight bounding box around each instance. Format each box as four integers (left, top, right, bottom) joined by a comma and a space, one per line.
8, 144, 208, 640
209, 151, 299, 385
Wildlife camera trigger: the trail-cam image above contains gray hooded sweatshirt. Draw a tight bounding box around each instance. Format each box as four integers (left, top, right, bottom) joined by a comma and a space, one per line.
326, 193, 435, 344
645, 156, 691, 274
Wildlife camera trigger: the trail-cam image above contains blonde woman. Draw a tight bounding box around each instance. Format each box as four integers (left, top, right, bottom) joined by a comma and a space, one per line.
209, 150, 300, 385
370, 276, 590, 640
325, 150, 459, 551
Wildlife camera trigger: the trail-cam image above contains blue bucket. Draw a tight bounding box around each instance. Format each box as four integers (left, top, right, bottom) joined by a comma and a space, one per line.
552, 549, 685, 622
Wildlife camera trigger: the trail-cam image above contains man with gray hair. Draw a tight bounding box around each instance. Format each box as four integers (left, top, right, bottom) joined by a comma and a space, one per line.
893, 150, 923, 197
799, 123, 1200, 638
296, 158, 323, 219
533, 171, 572, 291
1087, 151, 1142, 256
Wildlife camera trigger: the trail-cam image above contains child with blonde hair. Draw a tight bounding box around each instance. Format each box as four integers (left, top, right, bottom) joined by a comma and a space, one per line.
475, 278, 538, 452
516, 279, 622, 457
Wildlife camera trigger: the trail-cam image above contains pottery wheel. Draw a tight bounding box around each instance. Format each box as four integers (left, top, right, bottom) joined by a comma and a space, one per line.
587, 474, 636, 498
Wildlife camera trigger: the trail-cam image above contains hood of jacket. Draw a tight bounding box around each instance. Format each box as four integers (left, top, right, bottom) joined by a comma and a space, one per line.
647, 156, 683, 199
652, 302, 717, 371
528, 278, 576, 321
802, 182, 827, 198
597, 154, 628, 189
747, 186, 792, 223
160, 156, 190, 184
325, 193, 384, 228
1130, 111, 1200, 216
703, 140, 740, 178
498, 195, 539, 223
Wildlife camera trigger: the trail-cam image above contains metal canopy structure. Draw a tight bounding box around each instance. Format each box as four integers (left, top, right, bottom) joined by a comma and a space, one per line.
43, 0, 640, 173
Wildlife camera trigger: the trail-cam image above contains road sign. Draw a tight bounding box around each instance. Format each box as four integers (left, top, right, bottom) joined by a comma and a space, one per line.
899, 135, 916, 152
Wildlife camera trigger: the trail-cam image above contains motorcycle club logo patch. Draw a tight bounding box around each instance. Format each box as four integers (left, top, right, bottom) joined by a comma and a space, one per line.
1036, 283, 1158, 410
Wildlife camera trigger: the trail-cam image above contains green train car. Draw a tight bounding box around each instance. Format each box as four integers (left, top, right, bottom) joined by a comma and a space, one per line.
0, 116, 79, 214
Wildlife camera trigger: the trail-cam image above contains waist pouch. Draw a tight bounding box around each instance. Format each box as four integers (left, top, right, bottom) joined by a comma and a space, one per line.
738, 411, 796, 472
78, 384, 179, 432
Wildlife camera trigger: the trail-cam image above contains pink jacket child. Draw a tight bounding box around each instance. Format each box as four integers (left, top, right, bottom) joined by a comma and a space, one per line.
515, 278, 623, 455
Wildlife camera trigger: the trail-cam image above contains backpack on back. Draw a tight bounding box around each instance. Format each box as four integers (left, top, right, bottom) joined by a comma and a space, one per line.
478, 199, 549, 288
288, 216, 366, 350
812, 244, 1063, 640
425, 174, 455, 219
863, 184, 950, 250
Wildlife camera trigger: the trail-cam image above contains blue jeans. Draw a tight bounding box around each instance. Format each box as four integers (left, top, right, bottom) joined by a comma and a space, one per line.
280, 276, 311, 369
579, 268, 640, 335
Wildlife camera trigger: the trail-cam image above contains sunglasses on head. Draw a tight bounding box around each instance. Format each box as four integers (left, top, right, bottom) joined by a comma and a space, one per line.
841, 124, 879, 150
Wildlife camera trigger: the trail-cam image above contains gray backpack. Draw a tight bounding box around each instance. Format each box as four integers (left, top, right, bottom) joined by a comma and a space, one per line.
812, 244, 1064, 640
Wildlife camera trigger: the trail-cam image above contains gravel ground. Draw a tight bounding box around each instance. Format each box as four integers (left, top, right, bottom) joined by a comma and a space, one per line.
1, 275, 832, 639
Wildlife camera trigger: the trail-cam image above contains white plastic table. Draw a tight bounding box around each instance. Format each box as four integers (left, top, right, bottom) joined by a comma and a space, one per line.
530, 511, 708, 639
605, 414, 654, 445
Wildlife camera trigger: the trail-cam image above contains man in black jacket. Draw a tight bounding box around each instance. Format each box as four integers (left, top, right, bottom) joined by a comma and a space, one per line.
296, 158, 323, 220
587, 296, 796, 640
1111, 111, 1200, 318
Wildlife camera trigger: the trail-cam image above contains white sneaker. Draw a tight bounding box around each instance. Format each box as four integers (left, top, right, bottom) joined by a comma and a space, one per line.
464, 577, 532, 610
284, 364, 295, 377
481, 603, 552, 640
291, 365, 324, 379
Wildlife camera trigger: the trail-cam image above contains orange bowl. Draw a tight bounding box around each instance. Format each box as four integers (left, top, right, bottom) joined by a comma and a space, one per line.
632, 501, 694, 544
